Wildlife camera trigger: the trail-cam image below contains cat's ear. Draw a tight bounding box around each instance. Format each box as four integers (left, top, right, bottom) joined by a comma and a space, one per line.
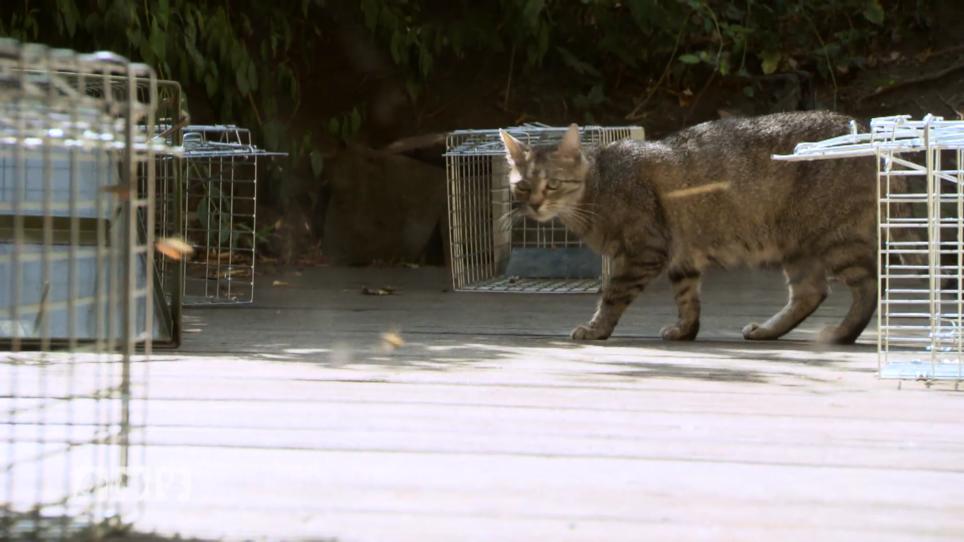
557, 123, 582, 160
499, 129, 528, 166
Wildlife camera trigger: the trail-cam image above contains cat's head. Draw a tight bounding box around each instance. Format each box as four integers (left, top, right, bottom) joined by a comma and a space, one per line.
498, 124, 589, 222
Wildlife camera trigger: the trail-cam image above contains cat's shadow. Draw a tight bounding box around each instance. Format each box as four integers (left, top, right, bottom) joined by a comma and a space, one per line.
565, 336, 876, 385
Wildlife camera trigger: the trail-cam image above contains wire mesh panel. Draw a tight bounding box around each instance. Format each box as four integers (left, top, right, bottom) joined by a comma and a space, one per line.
151, 81, 187, 342
774, 114, 964, 382
0, 40, 168, 539
445, 123, 643, 293
179, 125, 283, 306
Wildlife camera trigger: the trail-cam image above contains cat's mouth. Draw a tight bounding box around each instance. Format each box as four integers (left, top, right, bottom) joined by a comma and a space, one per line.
526, 207, 557, 222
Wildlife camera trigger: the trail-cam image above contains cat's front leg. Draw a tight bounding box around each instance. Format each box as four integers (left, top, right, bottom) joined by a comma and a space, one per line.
659, 266, 702, 341
571, 253, 666, 340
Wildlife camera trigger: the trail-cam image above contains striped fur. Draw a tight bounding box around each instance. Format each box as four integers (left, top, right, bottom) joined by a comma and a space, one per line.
500, 111, 888, 345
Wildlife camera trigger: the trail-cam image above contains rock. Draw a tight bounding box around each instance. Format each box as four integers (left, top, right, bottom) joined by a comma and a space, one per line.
322, 145, 445, 265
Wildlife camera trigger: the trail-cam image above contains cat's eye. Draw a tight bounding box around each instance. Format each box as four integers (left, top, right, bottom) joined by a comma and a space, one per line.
546, 178, 561, 190
515, 181, 531, 192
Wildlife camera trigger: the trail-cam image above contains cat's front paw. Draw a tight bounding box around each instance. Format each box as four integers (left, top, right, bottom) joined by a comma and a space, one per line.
570, 323, 611, 341
742, 322, 780, 341
659, 322, 699, 341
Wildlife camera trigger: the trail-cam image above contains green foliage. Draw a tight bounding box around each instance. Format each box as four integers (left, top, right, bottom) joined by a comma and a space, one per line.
327, 107, 364, 143
348, 0, 926, 113
0, 0, 326, 211
0, 0, 934, 223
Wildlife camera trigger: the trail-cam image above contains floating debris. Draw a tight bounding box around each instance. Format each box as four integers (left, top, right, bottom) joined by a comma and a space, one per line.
663, 181, 731, 200
155, 237, 194, 260
100, 183, 131, 199
380, 330, 405, 352
362, 286, 396, 296
272, 280, 289, 287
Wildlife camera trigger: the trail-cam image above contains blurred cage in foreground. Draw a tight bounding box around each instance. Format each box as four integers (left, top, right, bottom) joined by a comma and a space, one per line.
177, 125, 284, 306
775, 114, 964, 382
445, 123, 644, 293
0, 40, 172, 539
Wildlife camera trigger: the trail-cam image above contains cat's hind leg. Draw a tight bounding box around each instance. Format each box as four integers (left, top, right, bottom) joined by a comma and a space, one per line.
660, 266, 702, 341
817, 250, 877, 345
743, 259, 828, 341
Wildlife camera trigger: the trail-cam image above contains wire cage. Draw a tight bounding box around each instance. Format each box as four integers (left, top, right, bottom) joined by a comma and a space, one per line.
774, 114, 964, 382
178, 125, 283, 306
151, 80, 187, 341
0, 40, 170, 539
445, 123, 644, 293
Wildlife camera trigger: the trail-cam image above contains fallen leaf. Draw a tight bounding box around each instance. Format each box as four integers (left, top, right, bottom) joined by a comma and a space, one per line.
362, 286, 396, 296
380, 330, 405, 352
155, 237, 194, 260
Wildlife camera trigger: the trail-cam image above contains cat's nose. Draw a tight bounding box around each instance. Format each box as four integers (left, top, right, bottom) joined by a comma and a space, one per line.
528, 201, 543, 212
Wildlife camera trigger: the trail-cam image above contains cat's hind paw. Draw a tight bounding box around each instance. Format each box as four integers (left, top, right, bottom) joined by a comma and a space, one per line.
816, 325, 859, 345
660, 322, 699, 341
570, 323, 611, 341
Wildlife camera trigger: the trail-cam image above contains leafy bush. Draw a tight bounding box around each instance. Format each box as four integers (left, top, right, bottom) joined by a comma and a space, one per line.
0, 0, 931, 220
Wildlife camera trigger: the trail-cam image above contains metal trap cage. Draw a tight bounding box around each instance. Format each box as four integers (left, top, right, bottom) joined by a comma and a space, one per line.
0, 40, 170, 539
445, 123, 644, 293
178, 125, 283, 306
775, 114, 964, 381
150, 80, 187, 339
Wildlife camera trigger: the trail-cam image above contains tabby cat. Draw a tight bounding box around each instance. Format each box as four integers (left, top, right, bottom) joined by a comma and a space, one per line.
499, 111, 883, 344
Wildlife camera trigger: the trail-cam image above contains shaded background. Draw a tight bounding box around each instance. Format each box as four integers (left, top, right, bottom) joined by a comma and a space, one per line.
2, 0, 962, 266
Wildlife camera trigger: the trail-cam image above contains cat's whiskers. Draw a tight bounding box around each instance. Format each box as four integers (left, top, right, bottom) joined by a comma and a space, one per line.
559, 206, 596, 232
497, 206, 523, 231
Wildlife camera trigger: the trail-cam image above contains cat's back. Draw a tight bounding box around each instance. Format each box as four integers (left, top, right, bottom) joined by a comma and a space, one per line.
665, 110, 854, 148
599, 111, 877, 265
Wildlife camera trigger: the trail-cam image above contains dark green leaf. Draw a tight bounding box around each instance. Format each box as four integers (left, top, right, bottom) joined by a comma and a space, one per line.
247, 61, 258, 93
862, 0, 885, 25
204, 73, 218, 96
149, 19, 165, 64
310, 150, 324, 178
760, 51, 781, 74
56, 0, 78, 37
349, 108, 362, 135
678, 53, 700, 64
156, 0, 170, 26
557, 46, 601, 77
523, 0, 545, 27
360, 0, 379, 30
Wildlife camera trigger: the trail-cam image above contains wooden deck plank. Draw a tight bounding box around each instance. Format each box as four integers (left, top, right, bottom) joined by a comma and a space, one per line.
91, 267, 964, 539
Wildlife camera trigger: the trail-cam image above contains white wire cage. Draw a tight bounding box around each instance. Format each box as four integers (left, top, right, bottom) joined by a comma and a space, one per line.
445, 123, 644, 293
0, 40, 170, 539
774, 114, 964, 382
150, 80, 187, 341
178, 125, 283, 306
